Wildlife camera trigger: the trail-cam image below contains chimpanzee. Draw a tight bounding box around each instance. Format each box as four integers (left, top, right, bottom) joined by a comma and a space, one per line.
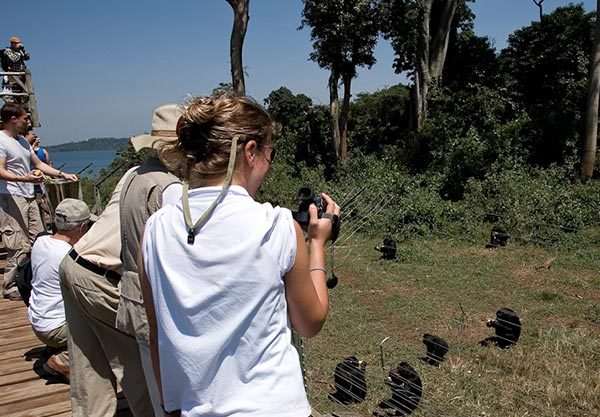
486, 226, 510, 248
329, 356, 367, 404
421, 333, 449, 366
479, 307, 522, 349
375, 237, 397, 260
378, 362, 422, 416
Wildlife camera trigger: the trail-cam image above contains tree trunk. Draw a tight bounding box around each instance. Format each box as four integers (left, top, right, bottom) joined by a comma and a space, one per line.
328, 70, 341, 164
226, 0, 249, 96
581, 0, 600, 178
410, 0, 457, 131
414, 0, 431, 130
533, 0, 545, 21
429, 0, 458, 78
339, 73, 352, 164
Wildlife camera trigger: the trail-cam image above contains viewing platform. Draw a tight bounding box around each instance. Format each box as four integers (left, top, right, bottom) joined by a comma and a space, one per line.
0, 70, 41, 127
0, 243, 131, 416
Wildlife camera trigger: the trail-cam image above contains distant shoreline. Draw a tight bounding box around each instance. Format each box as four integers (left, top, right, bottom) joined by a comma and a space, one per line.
45, 137, 129, 152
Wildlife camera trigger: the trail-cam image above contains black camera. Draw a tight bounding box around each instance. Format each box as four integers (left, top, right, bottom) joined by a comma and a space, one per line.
292, 187, 327, 225
292, 187, 339, 242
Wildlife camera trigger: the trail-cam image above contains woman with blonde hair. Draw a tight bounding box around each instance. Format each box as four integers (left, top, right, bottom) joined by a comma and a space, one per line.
139, 95, 340, 417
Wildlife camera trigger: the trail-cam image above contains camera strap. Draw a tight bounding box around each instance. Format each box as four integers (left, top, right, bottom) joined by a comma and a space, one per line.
182, 135, 240, 245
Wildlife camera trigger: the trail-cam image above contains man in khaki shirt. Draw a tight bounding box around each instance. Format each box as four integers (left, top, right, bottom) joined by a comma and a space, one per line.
116, 103, 182, 417
59, 167, 154, 417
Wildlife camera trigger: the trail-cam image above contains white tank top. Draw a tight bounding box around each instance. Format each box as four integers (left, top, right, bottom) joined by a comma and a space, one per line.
143, 185, 311, 417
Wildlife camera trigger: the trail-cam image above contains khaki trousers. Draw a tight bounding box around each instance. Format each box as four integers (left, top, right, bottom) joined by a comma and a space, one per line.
59, 255, 153, 417
0, 194, 43, 295
33, 324, 69, 364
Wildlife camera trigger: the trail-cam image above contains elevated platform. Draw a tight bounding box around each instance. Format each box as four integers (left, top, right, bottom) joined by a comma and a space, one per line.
0, 244, 131, 416
0, 70, 40, 127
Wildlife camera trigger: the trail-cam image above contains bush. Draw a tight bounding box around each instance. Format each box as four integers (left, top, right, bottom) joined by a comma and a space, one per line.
463, 161, 600, 247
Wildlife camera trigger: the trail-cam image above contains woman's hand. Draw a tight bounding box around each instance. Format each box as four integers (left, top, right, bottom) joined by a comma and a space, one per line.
307, 192, 341, 244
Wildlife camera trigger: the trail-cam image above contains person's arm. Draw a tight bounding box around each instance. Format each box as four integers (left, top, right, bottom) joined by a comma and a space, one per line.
138, 232, 180, 417
138, 235, 162, 398
0, 156, 43, 183
284, 193, 341, 338
31, 152, 77, 181
43, 149, 51, 166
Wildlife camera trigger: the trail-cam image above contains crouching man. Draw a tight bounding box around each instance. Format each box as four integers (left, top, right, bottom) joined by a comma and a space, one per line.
28, 198, 95, 380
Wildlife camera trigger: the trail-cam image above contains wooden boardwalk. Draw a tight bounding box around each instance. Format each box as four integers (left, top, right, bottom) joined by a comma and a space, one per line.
0, 245, 131, 417
0, 244, 71, 417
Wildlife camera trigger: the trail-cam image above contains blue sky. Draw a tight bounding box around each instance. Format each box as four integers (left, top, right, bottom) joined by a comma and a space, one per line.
1, 0, 596, 145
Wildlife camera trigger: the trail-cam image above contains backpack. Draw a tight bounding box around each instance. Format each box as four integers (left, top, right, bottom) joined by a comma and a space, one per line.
15, 231, 52, 307
15, 254, 33, 306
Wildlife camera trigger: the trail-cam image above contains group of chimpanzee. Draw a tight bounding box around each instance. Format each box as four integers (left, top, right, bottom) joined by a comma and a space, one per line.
328, 307, 522, 416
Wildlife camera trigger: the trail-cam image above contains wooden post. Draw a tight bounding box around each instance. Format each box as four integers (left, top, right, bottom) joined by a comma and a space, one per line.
24, 70, 40, 127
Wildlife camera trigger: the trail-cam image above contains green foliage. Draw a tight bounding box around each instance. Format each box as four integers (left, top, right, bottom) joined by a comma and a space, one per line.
499, 4, 594, 166
264, 87, 334, 172
93, 143, 146, 209
300, 0, 379, 76
444, 29, 499, 89
348, 84, 410, 154
463, 162, 600, 247
379, 0, 474, 75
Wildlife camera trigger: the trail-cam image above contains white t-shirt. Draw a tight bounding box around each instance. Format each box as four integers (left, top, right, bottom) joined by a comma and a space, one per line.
28, 235, 72, 332
143, 185, 311, 417
0, 130, 35, 198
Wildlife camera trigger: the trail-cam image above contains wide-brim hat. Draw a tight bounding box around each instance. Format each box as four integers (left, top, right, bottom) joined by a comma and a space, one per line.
131, 103, 183, 152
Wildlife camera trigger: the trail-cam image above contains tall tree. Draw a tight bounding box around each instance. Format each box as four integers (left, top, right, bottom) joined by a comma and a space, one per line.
226, 0, 249, 96
380, 0, 466, 130
500, 4, 594, 167
301, 0, 379, 164
581, 0, 600, 178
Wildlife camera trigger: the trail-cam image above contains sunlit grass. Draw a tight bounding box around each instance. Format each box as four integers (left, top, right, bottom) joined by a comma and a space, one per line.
304, 234, 600, 417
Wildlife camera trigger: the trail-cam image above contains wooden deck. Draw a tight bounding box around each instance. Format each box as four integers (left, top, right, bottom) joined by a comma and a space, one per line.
0, 243, 71, 417
0, 245, 131, 417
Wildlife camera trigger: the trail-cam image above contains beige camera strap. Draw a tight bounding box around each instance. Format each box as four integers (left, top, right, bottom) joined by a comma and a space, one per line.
182, 135, 240, 245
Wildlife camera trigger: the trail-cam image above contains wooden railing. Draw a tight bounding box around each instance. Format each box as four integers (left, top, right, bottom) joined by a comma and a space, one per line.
0, 69, 40, 127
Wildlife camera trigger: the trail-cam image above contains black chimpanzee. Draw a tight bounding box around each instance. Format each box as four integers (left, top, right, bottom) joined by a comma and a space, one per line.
329, 356, 367, 404
421, 333, 449, 366
486, 226, 510, 248
375, 237, 397, 260
479, 307, 522, 349
378, 362, 422, 416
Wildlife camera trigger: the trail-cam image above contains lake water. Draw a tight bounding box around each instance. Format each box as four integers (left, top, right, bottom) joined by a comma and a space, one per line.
50, 150, 117, 177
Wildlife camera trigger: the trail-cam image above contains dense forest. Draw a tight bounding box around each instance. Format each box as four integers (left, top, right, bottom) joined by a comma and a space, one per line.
94, 2, 600, 248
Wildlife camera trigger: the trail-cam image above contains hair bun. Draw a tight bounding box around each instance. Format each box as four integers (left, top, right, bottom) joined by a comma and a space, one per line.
188, 97, 216, 125
179, 122, 211, 159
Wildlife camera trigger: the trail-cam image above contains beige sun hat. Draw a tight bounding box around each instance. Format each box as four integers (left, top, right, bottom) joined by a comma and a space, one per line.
130, 103, 183, 152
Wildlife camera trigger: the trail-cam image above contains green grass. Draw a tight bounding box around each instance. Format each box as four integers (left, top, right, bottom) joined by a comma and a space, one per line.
303, 233, 600, 417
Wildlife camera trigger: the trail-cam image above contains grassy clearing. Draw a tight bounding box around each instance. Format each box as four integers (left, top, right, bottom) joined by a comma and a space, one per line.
304, 233, 600, 417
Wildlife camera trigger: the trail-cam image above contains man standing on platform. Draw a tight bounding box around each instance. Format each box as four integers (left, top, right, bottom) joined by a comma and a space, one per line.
0, 103, 77, 301
1, 36, 30, 94
116, 103, 182, 416
59, 165, 155, 417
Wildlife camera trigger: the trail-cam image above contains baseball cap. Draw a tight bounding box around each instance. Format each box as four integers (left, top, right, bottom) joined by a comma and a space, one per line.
54, 198, 98, 224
